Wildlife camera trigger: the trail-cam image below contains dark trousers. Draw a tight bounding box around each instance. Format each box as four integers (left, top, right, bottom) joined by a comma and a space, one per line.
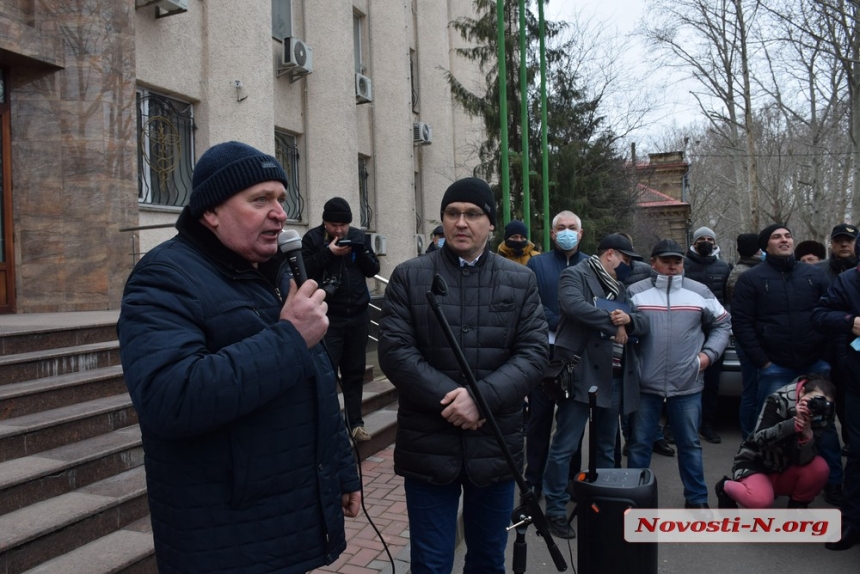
843, 388, 860, 529
525, 385, 582, 490
701, 354, 724, 427
324, 308, 369, 429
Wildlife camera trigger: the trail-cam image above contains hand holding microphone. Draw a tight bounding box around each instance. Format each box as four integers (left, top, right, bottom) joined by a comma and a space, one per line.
278, 230, 328, 347
278, 230, 307, 285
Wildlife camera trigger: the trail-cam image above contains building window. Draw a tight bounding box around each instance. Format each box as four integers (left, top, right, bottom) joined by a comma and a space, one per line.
410, 50, 419, 113
137, 90, 195, 207
272, 0, 292, 41
358, 156, 373, 230
353, 13, 365, 74
274, 131, 304, 222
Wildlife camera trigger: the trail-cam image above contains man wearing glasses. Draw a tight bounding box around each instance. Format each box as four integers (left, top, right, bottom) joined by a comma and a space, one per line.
378, 177, 548, 574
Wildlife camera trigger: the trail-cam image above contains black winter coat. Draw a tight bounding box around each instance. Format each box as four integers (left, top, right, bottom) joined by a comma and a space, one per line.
813, 265, 860, 393
684, 249, 731, 304
731, 255, 829, 371
378, 245, 548, 486
118, 208, 360, 574
302, 224, 380, 318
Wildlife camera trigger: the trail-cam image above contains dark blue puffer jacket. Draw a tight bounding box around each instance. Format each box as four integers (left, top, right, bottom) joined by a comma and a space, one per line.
731, 255, 829, 372
118, 207, 360, 574
813, 265, 860, 394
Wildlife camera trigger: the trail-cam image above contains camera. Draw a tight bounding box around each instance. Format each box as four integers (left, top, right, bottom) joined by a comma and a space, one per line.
806, 395, 833, 418
321, 274, 341, 298
336, 239, 357, 247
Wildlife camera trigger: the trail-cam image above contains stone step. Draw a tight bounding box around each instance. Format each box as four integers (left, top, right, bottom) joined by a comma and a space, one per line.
338, 377, 397, 418
354, 402, 399, 462
0, 342, 121, 387
0, 314, 118, 357
0, 365, 127, 420
20, 519, 156, 574
0, 467, 150, 574
0, 395, 138, 463
0, 426, 143, 515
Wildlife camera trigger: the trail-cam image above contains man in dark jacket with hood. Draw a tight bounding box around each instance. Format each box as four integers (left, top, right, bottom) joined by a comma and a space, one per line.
813, 263, 860, 550
732, 223, 843, 506
378, 177, 548, 573
302, 197, 380, 441
818, 223, 858, 280
118, 141, 361, 573
684, 226, 731, 444
726, 232, 764, 439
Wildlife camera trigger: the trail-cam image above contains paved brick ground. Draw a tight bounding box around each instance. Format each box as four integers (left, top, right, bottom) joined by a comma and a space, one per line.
311, 445, 410, 574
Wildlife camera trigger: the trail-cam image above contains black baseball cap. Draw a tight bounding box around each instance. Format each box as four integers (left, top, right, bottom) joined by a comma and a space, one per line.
431, 225, 444, 236
830, 224, 858, 240
598, 233, 642, 260
651, 238, 685, 258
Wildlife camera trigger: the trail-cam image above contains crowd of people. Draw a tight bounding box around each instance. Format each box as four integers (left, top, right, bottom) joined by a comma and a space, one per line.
116, 139, 858, 573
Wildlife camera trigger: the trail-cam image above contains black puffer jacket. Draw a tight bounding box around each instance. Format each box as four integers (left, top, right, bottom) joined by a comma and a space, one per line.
302, 224, 380, 318
378, 245, 548, 486
813, 265, 860, 393
118, 208, 359, 574
731, 255, 829, 371
684, 249, 731, 304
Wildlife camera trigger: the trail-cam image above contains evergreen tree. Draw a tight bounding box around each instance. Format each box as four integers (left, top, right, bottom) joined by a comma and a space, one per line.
446, 0, 636, 253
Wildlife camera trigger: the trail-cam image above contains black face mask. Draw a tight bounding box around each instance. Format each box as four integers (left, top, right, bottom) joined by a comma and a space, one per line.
505, 239, 528, 252
696, 242, 714, 256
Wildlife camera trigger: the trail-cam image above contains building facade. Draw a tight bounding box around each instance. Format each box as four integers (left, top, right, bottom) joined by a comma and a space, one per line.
0, 0, 484, 313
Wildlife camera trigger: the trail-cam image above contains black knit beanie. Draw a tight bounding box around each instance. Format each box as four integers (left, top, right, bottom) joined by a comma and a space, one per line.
190, 141, 288, 218
440, 177, 496, 223
505, 220, 528, 240
758, 223, 790, 250
322, 197, 353, 224
736, 233, 760, 257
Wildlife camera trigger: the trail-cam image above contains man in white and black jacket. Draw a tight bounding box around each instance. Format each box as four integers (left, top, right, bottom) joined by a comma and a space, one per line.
628, 238, 731, 509
378, 177, 547, 574
302, 197, 380, 441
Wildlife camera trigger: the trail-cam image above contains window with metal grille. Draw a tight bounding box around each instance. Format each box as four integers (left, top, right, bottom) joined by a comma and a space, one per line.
274, 131, 304, 221
358, 156, 373, 230
137, 90, 195, 207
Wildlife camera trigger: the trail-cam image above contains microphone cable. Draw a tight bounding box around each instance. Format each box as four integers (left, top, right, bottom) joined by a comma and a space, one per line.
336, 370, 396, 573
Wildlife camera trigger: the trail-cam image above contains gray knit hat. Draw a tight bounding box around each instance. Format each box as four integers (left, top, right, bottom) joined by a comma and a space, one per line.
190, 141, 288, 218
692, 226, 716, 243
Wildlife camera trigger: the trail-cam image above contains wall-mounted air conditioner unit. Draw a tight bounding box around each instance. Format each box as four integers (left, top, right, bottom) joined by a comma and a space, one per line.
413, 122, 432, 146
415, 234, 426, 256
355, 73, 373, 104
278, 38, 313, 81
369, 233, 387, 255
143, 0, 186, 17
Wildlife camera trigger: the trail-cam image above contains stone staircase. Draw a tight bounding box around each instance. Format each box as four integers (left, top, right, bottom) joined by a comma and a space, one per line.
0, 312, 398, 574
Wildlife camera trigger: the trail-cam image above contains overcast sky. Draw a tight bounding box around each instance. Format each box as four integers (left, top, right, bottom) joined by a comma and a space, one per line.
544, 0, 702, 149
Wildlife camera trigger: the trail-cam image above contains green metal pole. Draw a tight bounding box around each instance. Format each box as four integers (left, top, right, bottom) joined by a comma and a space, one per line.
538, 0, 550, 251
496, 0, 510, 225
519, 0, 530, 234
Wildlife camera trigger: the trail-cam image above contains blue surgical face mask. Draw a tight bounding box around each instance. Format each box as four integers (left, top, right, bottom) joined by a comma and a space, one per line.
437, 238, 445, 248
555, 229, 579, 251
760, 251, 766, 261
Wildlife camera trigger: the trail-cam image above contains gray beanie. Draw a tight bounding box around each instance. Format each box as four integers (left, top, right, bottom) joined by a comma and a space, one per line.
692, 226, 716, 243
190, 141, 289, 218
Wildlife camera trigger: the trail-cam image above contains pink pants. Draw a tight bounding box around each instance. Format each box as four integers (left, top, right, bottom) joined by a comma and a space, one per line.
723, 456, 829, 508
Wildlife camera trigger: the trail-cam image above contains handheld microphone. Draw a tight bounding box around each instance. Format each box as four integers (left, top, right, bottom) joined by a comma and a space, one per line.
278, 229, 308, 286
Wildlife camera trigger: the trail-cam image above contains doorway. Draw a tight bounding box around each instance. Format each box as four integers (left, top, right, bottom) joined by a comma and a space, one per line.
0, 67, 16, 313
